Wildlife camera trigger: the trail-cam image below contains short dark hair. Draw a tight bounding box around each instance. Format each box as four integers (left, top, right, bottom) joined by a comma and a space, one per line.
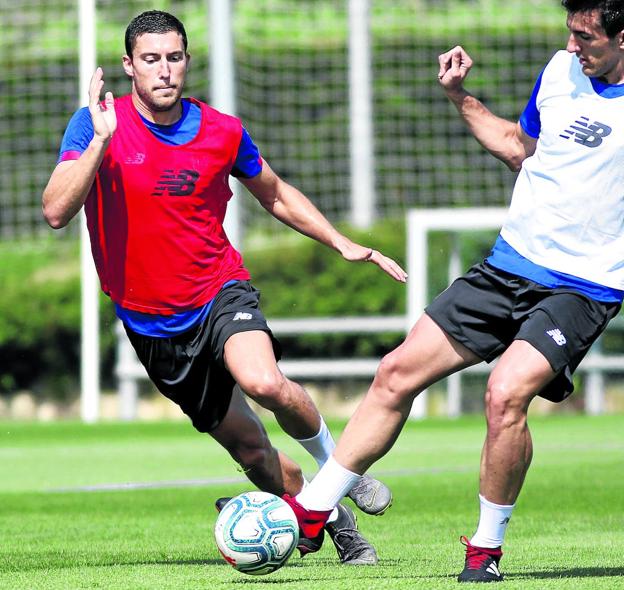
561, 0, 624, 37
124, 10, 188, 57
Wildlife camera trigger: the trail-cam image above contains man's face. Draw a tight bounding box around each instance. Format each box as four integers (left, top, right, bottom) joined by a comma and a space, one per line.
566, 10, 624, 83
122, 31, 189, 112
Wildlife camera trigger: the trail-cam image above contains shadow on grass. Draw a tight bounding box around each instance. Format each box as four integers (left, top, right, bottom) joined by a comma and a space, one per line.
507, 567, 624, 580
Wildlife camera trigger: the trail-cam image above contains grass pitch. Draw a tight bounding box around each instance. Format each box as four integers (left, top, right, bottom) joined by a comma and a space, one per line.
0, 414, 622, 589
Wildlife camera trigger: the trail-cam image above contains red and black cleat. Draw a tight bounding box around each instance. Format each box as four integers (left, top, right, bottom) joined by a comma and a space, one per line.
281, 493, 333, 557
457, 535, 504, 583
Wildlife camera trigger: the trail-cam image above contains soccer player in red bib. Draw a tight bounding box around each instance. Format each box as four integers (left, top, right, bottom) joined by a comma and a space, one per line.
42, 10, 407, 565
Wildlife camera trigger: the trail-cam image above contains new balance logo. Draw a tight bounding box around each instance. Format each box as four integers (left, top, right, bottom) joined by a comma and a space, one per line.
233, 312, 253, 321
124, 152, 145, 164
546, 328, 567, 346
486, 562, 501, 577
152, 169, 199, 196
559, 116, 612, 148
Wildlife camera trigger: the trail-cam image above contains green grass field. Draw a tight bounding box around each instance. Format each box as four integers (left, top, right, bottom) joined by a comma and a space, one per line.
0, 414, 622, 589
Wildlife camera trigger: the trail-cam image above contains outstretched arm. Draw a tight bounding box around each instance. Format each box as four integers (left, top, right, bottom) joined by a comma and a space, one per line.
438, 46, 537, 171
42, 67, 116, 228
240, 161, 408, 283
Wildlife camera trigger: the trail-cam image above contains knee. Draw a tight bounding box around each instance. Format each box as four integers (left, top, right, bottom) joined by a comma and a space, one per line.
239, 371, 287, 410
369, 351, 416, 410
485, 377, 529, 432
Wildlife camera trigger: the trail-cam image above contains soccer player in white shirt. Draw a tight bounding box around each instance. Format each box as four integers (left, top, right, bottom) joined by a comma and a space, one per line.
280, 0, 624, 582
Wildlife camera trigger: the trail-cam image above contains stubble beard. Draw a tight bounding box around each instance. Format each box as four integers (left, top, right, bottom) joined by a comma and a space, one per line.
136, 83, 184, 113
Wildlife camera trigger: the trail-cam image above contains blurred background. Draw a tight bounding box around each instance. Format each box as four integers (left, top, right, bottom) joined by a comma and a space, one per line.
2, 0, 623, 422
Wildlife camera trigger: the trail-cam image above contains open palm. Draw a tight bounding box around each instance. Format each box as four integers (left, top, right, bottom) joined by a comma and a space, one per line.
88, 67, 116, 140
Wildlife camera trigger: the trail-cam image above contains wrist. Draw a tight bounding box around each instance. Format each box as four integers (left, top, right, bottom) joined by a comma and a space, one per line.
444, 87, 469, 105
90, 134, 112, 150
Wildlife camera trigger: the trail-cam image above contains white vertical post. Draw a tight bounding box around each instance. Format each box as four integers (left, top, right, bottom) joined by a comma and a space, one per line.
348, 0, 375, 229
210, 0, 241, 249
116, 321, 138, 420
407, 210, 427, 418
585, 339, 605, 415
446, 235, 462, 418
79, 0, 99, 423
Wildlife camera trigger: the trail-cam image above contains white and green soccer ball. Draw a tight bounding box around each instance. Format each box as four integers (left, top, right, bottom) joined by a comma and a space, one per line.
214, 491, 300, 575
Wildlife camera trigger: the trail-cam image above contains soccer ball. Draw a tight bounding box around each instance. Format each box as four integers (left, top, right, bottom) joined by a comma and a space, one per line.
214, 491, 300, 575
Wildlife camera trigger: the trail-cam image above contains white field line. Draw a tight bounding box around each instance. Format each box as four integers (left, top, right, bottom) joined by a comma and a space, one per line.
45, 466, 475, 493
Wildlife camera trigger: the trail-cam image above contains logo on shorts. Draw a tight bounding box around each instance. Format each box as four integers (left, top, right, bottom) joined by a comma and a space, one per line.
559, 116, 611, 148
546, 328, 567, 346
233, 312, 253, 321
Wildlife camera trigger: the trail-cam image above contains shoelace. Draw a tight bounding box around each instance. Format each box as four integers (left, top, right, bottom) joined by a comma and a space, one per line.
331, 528, 369, 558
349, 476, 373, 495
461, 536, 501, 570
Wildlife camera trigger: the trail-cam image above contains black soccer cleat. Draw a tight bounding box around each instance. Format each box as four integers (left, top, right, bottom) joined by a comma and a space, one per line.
214, 497, 230, 512
325, 503, 378, 565
457, 535, 504, 583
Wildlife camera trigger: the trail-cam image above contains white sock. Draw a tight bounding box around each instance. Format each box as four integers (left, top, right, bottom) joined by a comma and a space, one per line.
470, 494, 515, 549
295, 455, 360, 511
300, 477, 339, 522
295, 418, 336, 467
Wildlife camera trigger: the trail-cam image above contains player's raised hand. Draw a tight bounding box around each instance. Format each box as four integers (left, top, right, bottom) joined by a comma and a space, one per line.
88, 67, 116, 142
437, 45, 473, 92
340, 243, 408, 283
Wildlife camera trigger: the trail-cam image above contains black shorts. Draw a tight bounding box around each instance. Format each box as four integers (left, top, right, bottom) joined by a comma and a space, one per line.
425, 262, 620, 402
124, 281, 282, 432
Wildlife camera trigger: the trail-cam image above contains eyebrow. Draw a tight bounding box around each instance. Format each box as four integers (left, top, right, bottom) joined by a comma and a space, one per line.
139, 51, 185, 58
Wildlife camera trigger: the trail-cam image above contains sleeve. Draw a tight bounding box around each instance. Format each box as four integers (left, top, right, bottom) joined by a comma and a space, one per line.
518, 69, 544, 139
230, 127, 263, 178
57, 107, 95, 163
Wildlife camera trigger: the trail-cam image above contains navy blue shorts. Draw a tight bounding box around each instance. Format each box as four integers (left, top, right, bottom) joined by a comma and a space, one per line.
125, 281, 281, 432
425, 262, 620, 402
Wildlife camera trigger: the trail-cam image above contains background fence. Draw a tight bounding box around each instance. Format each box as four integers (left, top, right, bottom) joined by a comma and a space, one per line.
4, 0, 623, 417
1, 0, 564, 238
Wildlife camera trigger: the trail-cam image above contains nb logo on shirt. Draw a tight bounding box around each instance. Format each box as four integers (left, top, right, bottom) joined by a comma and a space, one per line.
559, 116, 612, 148
152, 169, 200, 196
124, 152, 145, 165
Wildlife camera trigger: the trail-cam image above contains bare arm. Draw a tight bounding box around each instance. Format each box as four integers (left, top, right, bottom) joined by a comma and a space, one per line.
240, 162, 408, 283
42, 67, 116, 228
438, 46, 537, 171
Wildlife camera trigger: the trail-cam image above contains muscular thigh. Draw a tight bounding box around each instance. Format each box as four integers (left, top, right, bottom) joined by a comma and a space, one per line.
381, 313, 481, 392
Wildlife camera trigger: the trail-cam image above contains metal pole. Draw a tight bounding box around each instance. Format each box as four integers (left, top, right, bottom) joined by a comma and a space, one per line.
585, 338, 605, 414
209, 0, 241, 249
446, 234, 462, 418
116, 322, 138, 421
348, 0, 375, 229
79, 0, 100, 423
407, 210, 427, 418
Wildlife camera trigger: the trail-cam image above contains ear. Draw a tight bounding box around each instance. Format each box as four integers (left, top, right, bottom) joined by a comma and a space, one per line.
619, 30, 624, 50
122, 54, 133, 78
186, 52, 191, 69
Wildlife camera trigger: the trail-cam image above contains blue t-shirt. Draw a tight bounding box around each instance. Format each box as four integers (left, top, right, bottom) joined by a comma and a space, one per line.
59, 98, 262, 336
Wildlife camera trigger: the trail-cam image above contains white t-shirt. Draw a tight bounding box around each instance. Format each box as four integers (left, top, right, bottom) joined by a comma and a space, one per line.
500, 50, 624, 290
